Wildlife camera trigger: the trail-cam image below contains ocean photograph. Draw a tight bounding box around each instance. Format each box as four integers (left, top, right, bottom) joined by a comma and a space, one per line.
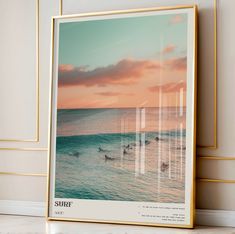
55, 107, 186, 203
55, 12, 188, 203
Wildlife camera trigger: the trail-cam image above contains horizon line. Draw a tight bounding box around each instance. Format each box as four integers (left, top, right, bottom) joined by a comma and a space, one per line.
57, 106, 187, 110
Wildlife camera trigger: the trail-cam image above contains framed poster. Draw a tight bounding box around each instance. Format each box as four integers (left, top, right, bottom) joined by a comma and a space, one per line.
48, 5, 197, 228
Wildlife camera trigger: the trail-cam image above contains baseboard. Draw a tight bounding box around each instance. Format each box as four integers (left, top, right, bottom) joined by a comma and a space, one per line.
0, 200, 235, 227
196, 209, 235, 227
0, 200, 45, 217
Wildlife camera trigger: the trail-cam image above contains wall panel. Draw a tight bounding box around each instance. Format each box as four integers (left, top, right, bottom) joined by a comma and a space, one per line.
198, 0, 235, 156
0, 0, 38, 141
197, 159, 235, 181
0, 0, 59, 202
0, 151, 47, 174
0, 175, 46, 202
197, 182, 235, 210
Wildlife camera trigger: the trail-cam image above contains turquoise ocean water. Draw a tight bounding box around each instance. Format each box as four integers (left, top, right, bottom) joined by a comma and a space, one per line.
55, 108, 186, 203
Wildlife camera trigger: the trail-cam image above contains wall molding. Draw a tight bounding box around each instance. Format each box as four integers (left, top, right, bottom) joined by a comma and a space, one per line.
0, 200, 235, 227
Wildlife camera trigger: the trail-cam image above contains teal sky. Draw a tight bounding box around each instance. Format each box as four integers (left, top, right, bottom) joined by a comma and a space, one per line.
58, 13, 187, 69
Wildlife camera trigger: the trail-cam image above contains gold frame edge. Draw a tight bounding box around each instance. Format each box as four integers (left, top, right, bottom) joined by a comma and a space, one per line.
47, 5, 197, 228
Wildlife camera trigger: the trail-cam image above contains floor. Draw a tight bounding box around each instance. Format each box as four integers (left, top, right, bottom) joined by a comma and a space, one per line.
0, 215, 235, 233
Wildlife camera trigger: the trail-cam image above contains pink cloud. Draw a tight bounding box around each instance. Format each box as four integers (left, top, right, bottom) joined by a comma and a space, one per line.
169, 15, 185, 24
58, 59, 161, 87
58, 57, 186, 88
148, 81, 186, 93
162, 44, 176, 54
165, 57, 187, 71
59, 64, 74, 72
96, 92, 133, 97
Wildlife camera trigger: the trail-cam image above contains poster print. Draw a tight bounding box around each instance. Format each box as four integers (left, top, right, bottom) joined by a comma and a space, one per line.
48, 5, 197, 228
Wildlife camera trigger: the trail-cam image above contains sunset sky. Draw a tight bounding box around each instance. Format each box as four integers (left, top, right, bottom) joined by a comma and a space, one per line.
57, 12, 188, 109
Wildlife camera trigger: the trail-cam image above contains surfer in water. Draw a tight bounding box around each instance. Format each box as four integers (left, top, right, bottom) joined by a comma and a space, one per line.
98, 147, 105, 152
105, 155, 114, 161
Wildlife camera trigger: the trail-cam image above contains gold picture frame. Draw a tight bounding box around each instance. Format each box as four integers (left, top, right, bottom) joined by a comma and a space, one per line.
47, 5, 198, 228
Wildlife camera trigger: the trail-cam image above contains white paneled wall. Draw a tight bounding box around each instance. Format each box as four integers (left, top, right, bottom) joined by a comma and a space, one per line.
0, 0, 235, 227
0, 0, 59, 201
